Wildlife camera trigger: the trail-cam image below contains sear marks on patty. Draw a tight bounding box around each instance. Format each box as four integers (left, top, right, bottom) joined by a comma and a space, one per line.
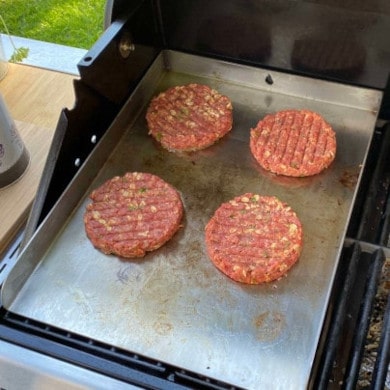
205, 193, 303, 284
84, 172, 183, 258
250, 109, 336, 177
146, 83, 233, 152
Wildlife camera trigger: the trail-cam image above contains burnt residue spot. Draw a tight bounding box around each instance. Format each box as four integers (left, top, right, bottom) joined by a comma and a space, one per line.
253, 310, 286, 342
340, 167, 360, 189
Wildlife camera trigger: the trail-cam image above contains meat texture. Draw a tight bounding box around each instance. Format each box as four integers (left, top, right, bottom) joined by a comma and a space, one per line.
205, 193, 303, 284
146, 83, 233, 152
84, 172, 183, 258
250, 109, 336, 177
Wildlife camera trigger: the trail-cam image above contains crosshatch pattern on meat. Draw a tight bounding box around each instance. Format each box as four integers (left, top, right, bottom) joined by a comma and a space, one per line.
250, 109, 336, 177
205, 193, 303, 284
146, 83, 233, 152
84, 172, 184, 258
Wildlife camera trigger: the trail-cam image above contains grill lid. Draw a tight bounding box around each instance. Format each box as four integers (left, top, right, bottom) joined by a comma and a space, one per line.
106, 0, 390, 91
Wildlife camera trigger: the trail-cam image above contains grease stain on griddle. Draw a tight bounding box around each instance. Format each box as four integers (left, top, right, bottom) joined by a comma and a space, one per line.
153, 318, 174, 336
253, 310, 286, 343
116, 264, 149, 285
339, 166, 361, 189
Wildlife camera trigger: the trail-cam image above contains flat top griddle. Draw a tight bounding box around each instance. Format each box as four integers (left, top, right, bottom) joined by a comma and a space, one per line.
1, 52, 381, 389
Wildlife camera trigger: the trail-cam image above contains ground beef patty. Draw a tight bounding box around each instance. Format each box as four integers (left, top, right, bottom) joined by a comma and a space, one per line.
250, 109, 336, 177
205, 193, 303, 284
146, 83, 233, 152
84, 172, 183, 258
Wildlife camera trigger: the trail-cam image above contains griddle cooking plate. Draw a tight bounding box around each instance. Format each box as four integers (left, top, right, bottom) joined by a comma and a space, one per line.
2, 52, 381, 389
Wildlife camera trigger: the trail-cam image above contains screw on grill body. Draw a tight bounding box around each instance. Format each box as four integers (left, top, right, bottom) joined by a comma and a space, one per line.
265, 74, 274, 85
119, 32, 135, 59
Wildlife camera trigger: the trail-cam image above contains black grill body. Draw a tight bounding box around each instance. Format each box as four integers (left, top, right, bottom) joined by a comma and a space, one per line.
1, 1, 389, 389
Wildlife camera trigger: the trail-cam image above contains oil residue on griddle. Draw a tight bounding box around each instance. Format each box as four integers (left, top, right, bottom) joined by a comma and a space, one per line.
253, 310, 286, 342
339, 166, 361, 189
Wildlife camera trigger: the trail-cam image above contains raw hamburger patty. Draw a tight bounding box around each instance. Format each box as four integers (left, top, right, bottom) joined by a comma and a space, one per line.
146, 83, 233, 152
250, 109, 336, 177
205, 193, 303, 284
84, 172, 183, 258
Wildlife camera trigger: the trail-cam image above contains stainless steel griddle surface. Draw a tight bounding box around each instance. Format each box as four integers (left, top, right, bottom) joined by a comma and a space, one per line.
2, 52, 382, 389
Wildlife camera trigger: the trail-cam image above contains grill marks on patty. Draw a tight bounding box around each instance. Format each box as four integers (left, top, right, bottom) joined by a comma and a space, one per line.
250, 109, 336, 177
146, 83, 233, 152
84, 172, 183, 258
205, 194, 303, 284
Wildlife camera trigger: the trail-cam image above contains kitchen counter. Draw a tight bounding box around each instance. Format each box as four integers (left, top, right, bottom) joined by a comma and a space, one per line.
0, 63, 77, 254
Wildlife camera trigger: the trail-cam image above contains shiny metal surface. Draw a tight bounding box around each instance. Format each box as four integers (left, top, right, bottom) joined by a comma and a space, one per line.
0, 340, 140, 390
1, 52, 382, 389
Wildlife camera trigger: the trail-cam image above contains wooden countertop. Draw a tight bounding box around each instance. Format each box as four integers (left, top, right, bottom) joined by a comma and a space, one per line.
0, 63, 77, 254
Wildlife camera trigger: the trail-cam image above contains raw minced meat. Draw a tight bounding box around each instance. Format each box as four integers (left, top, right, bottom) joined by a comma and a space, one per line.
250, 109, 336, 177
205, 193, 303, 284
146, 83, 233, 152
84, 172, 183, 258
